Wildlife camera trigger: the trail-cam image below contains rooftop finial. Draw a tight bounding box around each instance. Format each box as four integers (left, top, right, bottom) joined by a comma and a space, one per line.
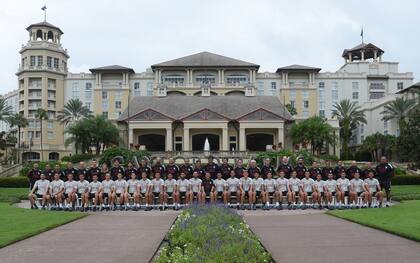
360, 27, 364, 44
41, 4, 47, 22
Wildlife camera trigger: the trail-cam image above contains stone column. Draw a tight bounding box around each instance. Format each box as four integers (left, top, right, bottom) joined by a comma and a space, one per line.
218, 69, 222, 84
277, 126, 284, 148
239, 128, 246, 151
348, 53, 352, 62
374, 50, 378, 60
221, 69, 225, 84
183, 128, 190, 151
128, 127, 133, 147
186, 69, 190, 86
166, 128, 173, 152
222, 127, 228, 151
361, 51, 365, 61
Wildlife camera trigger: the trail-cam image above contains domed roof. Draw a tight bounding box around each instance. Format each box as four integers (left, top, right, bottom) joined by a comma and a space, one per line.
26, 21, 63, 34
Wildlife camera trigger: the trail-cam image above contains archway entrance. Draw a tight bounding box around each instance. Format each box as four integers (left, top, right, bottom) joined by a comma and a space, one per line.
192, 134, 220, 151
138, 134, 165, 151
246, 133, 274, 151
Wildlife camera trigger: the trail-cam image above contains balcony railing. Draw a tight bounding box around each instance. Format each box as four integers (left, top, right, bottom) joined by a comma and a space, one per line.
18, 64, 67, 74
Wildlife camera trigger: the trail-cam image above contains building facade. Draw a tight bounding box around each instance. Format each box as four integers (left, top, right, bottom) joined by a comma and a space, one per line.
3, 20, 415, 161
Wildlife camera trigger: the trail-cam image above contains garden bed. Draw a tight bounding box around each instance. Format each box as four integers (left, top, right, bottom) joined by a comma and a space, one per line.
155, 205, 272, 263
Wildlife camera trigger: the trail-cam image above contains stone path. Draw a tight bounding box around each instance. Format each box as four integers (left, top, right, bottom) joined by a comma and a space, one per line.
0, 210, 179, 263
244, 213, 420, 263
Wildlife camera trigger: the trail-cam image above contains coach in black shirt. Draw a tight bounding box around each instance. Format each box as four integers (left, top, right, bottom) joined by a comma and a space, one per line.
376, 156, 394, 207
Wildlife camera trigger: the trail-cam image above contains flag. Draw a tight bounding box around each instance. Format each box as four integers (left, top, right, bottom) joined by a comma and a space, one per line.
41, 5, 47, 11
360, 27, 363, 37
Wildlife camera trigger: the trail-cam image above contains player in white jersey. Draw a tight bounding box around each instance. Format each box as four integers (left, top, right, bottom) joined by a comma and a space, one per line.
349, 172, 366, 208
139, 172, 152, 210
239, 171, 253, 209
336, 171, 351, 208
300, 171, 315, 209
99, 173, 114, 211
214, 172, 227, 204
76, 173, 90, 211
226, 170, 240, 206
64, 174, 78, 211
276, 171, 291, 210
177, 172, 191, 206
313, 174, 326, 209
164, 173, 179, 209
29, 173, 50, 209
88, 174, 102, 211
113, 173, 128, 210
364, 171, 384, 207
288, 171, 303, 209
48, 172, 64, 210
150, 172, 165, 210
324, 172, 338, 209
189, 171, 202, 204
251, 171, 264, 209
263, 172, 279, 210
127, 172, 140, 210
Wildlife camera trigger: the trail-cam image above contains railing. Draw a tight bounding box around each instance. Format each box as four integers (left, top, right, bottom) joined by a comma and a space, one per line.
0, 164, 23, 177
18, 64, 66, 74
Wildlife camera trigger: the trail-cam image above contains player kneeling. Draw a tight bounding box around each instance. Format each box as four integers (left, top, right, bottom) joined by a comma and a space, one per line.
164, 173, 179, 210
127, 172, 140, 211
201, 172, 216, 204
29, 173, 50, 210
251, 172, 264, 210
364, 171, 384, 208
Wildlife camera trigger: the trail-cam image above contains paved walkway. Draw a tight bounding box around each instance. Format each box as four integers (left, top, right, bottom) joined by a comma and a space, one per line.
244, 213, 420, 263
0, 211, 179, 263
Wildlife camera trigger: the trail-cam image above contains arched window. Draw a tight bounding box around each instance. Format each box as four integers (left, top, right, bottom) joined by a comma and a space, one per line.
225, 90, 245, 96
49, 152, 59, 161
36, 30, 43, 40
47, 31, 54, 42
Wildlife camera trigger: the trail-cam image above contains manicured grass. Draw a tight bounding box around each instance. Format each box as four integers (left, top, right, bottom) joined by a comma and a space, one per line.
0, 203, 87, 248
0, 187, 29, 203
391, 185, 420, 201
328, 200, 420, 242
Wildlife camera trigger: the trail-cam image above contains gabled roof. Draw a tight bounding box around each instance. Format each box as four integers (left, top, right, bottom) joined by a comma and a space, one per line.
396, 82, 420, 94
151, 52, 259, 69
119, 96, 293, 122
342, 43, 384, 57
26, 21, 63, 34
89, 65, 135, 73
276, 64, 321, 73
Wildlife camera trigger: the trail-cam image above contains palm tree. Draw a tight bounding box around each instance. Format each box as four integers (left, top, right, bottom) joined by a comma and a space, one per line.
57, 98, 92, 126
381, 97, 416, 132
332, 99, 367, 159
7, 113, 28, 163
0, 97, 12, 123
35, 108, 48, 161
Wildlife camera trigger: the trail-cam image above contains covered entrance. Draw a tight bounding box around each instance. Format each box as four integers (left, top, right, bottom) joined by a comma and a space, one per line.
246, 133, 274, 151
138, 134, 165, 151
192, 134, 220, 151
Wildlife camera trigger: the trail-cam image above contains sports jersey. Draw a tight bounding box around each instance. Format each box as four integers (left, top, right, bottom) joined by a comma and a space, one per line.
347, 166, 362, 179
179, 164, 193, 178
88, 167, 101, 181
77, 180, 90, 194
205, 163, 219, 179
124, 167, 138, 180
336, 178, 350, 192
364, 178, 380, 192
138, 165, 152, 177
288, 178, 301, 192
234, 166, 245, 178
189, 178, 202, 193
240, 177, 253, 191
77, 168, 89, 181
375, 163, 394, 182
152, 164, 166, 176
214, 178, 226, 192
294, 164, 307, 179
164, 179, 177, 193
193, 167, 205, 179
333, 165, 346, 178
138, 178, 151, 193
64, 180, 77, 194
321, 167, 334, 180
325, 179, 337, 192
276, 177, 289, 192
219, 164, 233, 179
252, 177, 264, 192
49, 179, 64, 195
110, 166, 125, 180
226, 177, 240, 192
127, 179, 139, 193
260, 165, 275, 178
301, 177, 315, 192
247, 166, 261, 179
308, 167, 322, 180
28, 169, 42, 185
43, 169, 54, 181
101, 179, 115, 194
151, 178, 164, 193
277, 163, 293, 178
350, 178, 364, 193
177, 178, 190, 192
202, 179, 214, 193
114, 179, 127, 194
89, 181, 102, 194
166, 164, 180, 179
63, 167, 78, 178
362, 168, 375, 180
264, 178, 277, 193
33, 179, 49, 195
314, 180, 325, 192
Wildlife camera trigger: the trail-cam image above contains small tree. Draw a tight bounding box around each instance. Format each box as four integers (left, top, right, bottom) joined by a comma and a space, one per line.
360, 133, 396, 162
380, 97, 416, 132
57, 98, 92, 126
285, 103, 297, 116
35, 108, 48, 161
396, 108, 420, 162
7, 113, 28, 163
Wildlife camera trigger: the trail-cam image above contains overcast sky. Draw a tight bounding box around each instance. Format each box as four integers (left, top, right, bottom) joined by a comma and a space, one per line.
1, 0, 419, 94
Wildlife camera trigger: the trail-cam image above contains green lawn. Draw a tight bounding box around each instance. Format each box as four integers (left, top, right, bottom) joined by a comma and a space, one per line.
391, 185, 420, 201
0, 203, 87, 248
328, 200, 420, 242
0, 187, 28, 203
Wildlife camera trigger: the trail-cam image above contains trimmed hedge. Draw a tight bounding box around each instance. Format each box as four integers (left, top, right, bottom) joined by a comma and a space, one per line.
0, 177, 28, 188
61, 153, 94, 163
392, 175, 420, 185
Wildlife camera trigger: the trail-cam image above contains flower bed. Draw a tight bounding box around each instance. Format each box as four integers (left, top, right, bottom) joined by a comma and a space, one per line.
155, 205, 272, 263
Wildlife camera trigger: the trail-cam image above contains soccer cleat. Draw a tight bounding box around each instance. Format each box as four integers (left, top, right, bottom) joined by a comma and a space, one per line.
34, 204, 39, 209
386, 202, 390, 207
287, 204, 292, 210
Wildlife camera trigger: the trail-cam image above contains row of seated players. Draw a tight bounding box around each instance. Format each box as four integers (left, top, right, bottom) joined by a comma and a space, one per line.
29, 166, 385, 211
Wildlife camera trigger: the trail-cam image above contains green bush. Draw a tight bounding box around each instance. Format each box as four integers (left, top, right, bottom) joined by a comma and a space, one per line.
256, 149, 314, 167
317, 154, 339, 162
0, 177, 28, 188
61, 153, 94, 163
392, 175, 420, 185
99, 147, 150, 166
19, 161, 68, 177
394, 167, 407, 176
156, 205, 272, 263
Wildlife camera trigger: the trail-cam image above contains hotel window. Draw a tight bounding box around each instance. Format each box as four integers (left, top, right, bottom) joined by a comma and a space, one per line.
115, 101, 121, 109
35, 131, 41, 138
37, 56, 43, 66
102, 91, 108, 100
226, 74, 248, 84
361, 135, 364, 142
72, 82, 80, 99
384, 120, 388, 129
257, 81, 264, 95
370, 82, 385, 90
147, 82, 153, 96
319, 101, 325, 110
302, 90, 309, 99
270, 82, 277, 95
115, 91, 122, 101
352, 92, 359, 99
289, 100, 295, 108
53, 58, 59, 68
289, 90, 296, 99
102, 112, 108, 119
318, 82, 325, 99
47, 131, 54, 140
331, 82, 338, 101
175, 136, 183, 151
85, 83, 92, 100
134, 82, 141, 96
115, 112, 122, 118
303, 100, 309, 108
302, 110, 309, 118
318, 82, 325, 89
352, 82, 359, 90
163, 74, 184, 85
319, 110, 325, 117
47, 56, 52, 68
196, 74, 216, 84
360, 124, 364, 134
397, 82, 403, 90
30, 56, 36, 66
102, 101, 108, 110
85, 102, 91, 110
